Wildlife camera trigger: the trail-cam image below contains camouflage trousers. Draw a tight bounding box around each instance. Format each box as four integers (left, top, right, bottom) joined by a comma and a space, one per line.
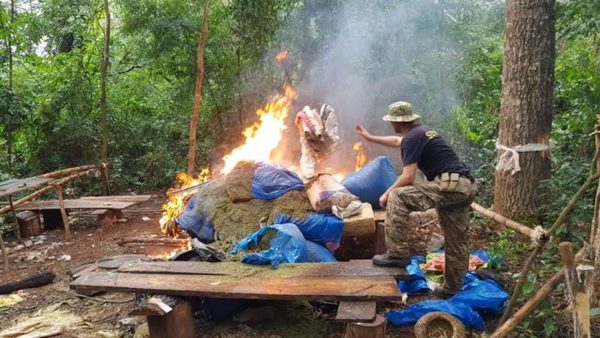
385, 175, 477, 291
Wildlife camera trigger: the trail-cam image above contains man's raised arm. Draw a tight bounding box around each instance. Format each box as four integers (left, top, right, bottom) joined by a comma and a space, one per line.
355, 124, 402, 148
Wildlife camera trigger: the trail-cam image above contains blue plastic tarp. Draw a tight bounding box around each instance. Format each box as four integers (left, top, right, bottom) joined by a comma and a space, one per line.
398, 256, 429, 294
176, 194, 215, 242
231, 223, 336, 268
251, 162, 304, 200
274, 213, 344, 250
342, 156, 397, 209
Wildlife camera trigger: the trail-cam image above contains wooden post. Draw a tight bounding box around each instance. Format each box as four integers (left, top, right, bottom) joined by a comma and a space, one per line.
490, 269, 565, 338
100, 163, 111, 196
343, 314, 386, 338
559, 242, 592, 338
146, 301, 195, 338
592, 118, 600, 307
7, 196, 21, 241
54, 184, 71, 240
0, 233, 8, 271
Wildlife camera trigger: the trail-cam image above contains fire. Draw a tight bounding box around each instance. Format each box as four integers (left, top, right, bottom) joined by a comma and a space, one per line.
353, 142, 367, 171
221, 85, 297, 174
159, 168, 210, 236
276, 50, 288, 63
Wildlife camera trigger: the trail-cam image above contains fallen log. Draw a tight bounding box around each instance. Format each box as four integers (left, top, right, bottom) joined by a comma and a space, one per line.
470, 203, 547, 243
117, 237, 190, 247
0, 271, 56, 294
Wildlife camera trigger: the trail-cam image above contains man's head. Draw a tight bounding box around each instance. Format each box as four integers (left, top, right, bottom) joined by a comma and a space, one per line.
383, 101, 420, 134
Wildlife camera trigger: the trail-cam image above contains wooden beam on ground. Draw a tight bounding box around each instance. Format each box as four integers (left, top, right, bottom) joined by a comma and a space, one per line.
71, 272, 404, 301
0, 271, 55, 294
336, 301, 376, 322
54, 184, 71, 240
490, 269, 565, 338
117, 260, 407, 279
117, 238, 189, 247
559, 242, 592, 338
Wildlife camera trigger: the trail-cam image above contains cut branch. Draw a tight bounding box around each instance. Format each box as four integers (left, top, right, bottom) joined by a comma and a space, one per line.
471, 202, 547, 242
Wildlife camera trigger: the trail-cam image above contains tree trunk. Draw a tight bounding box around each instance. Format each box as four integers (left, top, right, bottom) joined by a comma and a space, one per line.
6, 0, 14, 173
187, 0, 209, 176
493, 0, 555, 219
100, 0, 111, 164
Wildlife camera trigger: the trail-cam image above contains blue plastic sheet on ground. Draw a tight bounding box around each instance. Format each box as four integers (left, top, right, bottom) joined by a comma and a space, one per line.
387, 300, 485, 330
274, 213, 344, 249
251, 162, 304, 200
176, 194, 215, 242
451, 278, 508, 315
342, 156, 397, 209
398, 256, 429, 294
231, 223, 336, 268
388, 250, 508, 330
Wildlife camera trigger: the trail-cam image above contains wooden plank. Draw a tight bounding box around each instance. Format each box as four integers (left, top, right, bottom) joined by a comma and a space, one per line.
80, 195, 153, 203
70, 272, 403, 301
147, 301, 195, 338
336, 301, 376, 322
0, 177, 54, 198
16, 199, 136, 211
117, 260, 407, 279
373, 210, 385, 223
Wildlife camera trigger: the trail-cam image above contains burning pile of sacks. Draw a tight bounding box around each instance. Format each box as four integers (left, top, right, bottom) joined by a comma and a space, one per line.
175, 156, 397, 266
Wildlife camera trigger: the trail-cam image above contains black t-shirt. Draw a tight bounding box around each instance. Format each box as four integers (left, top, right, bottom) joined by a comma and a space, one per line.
401, 125, 470, 181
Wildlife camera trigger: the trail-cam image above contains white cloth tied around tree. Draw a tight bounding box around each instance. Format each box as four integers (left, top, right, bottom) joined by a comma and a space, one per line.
495, 141, 552, 175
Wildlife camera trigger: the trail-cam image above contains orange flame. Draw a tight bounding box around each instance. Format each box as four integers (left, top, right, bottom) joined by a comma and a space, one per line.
353, 142, 367, 171
221, 85, 297, 174
159, 168, 211, 236
276, 50, 288, 63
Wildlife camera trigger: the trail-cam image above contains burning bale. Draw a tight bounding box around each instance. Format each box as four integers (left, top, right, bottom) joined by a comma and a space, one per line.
173, 161, 312, 251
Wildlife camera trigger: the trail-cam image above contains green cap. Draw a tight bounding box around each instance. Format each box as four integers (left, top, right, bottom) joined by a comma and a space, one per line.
382, 101, 421, 122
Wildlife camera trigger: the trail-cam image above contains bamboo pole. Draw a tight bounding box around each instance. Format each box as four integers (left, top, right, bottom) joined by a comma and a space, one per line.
39, 164, 102, 178
559, 242, 591, 338
490, 269, 565, 338
499, 171, 600, 325
117, 237, 190, 246
54, 184, 71, 240
471, 202, 546, 241
0, 233, 8, 271
0, 168, 98, 216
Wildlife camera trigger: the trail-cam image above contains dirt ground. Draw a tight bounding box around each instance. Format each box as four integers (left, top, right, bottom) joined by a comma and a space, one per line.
1, 193, 593, 337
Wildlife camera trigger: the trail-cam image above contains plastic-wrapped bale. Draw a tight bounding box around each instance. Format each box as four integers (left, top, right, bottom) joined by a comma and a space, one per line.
342, 156, 397, 209
305, 174, 359, 212
273, 213, 344, 250
176, 194, 215, 242
251, 162, 304, 200
231, 223, 336, 268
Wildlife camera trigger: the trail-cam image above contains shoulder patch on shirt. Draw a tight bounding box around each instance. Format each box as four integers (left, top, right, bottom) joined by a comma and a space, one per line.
425, 130, 438, 139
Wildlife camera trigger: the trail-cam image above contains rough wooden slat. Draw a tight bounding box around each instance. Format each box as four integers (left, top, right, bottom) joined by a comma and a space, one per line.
117, 260, 407, 279
17, 200, 136, 211
71, 272, 404, 301
0, 177, 54, 198
336, 301, 376, 322
343, 203, 376, 237
80, 195, 153, 203
373, 210, 385, 223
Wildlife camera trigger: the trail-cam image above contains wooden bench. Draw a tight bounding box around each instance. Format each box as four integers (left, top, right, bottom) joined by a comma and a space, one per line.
71, 260, 407, 338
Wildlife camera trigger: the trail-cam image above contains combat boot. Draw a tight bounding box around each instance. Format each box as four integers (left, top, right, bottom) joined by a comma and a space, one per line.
371, 253, 410, 268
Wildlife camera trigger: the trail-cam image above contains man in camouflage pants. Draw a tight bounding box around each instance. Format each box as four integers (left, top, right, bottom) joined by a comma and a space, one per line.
356, 101, 477, 297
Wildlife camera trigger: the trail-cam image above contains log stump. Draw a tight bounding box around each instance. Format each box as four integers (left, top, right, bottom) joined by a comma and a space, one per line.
16, 211, 41, 238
